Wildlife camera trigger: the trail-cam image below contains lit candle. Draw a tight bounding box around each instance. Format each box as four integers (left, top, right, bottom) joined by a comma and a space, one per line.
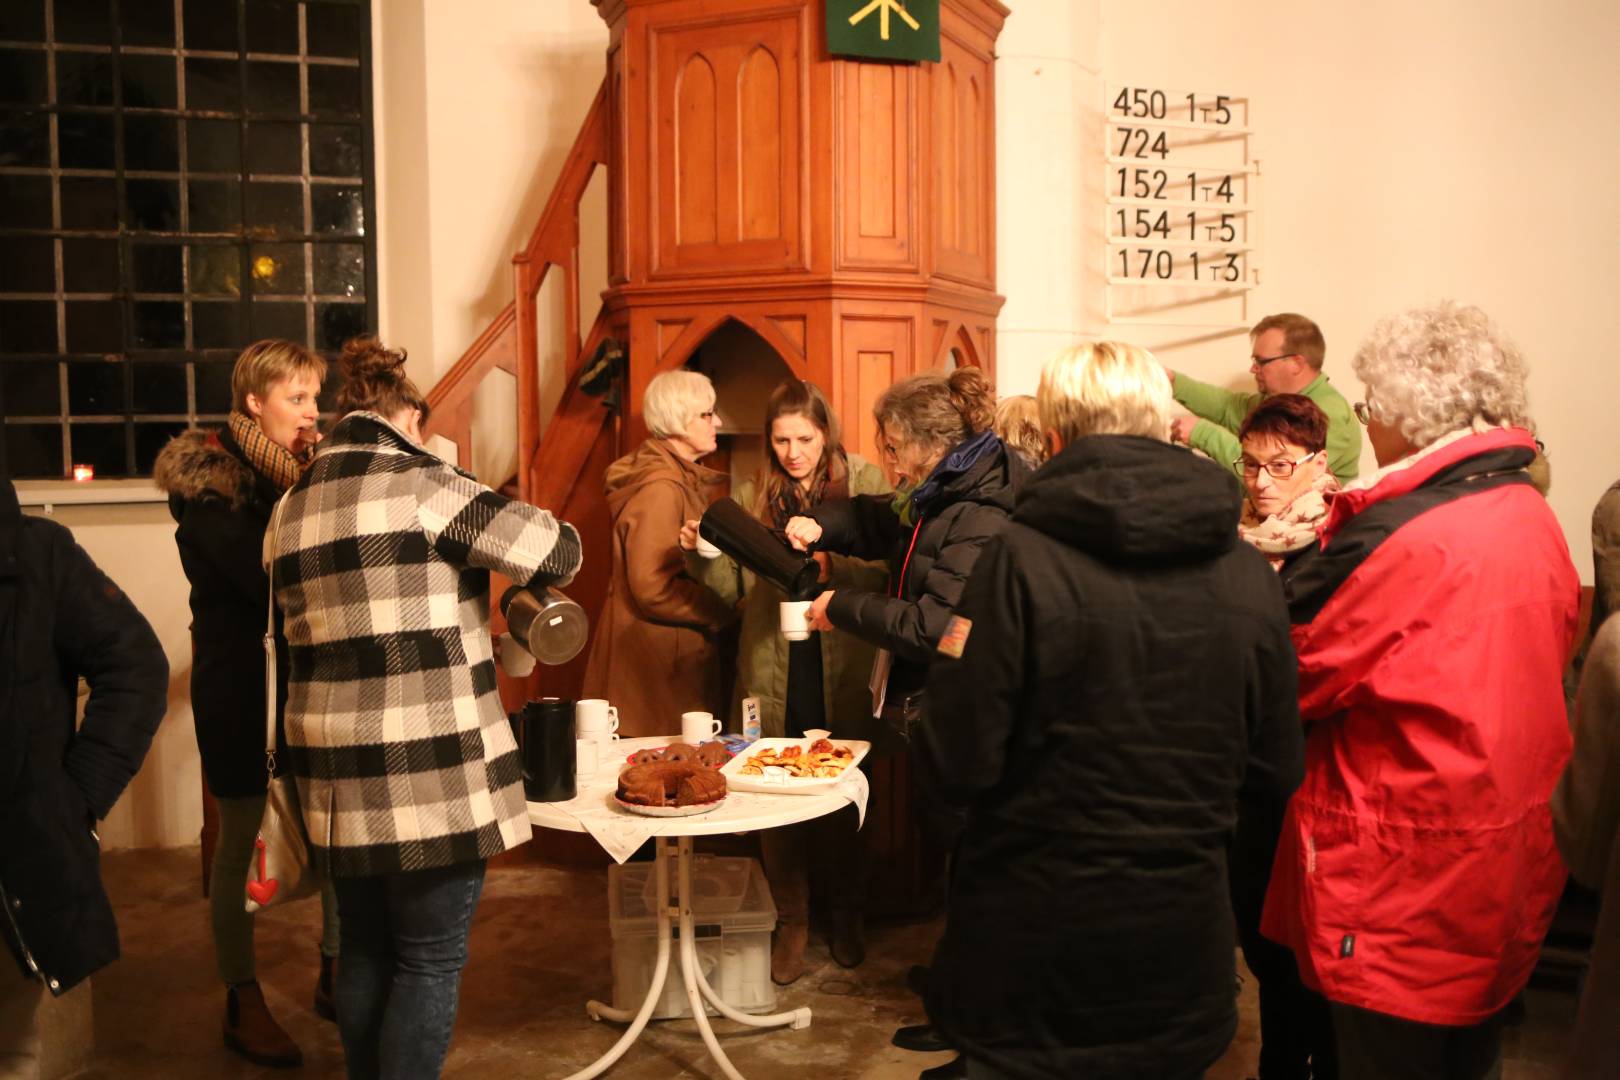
72, 464, 94, 482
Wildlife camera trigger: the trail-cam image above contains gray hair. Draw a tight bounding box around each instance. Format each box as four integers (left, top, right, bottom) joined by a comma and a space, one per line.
1352, 301, 1531, 449
643, 369, 716, 440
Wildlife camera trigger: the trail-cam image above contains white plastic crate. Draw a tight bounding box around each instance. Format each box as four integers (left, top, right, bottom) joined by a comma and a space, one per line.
608, 855, 777, 1020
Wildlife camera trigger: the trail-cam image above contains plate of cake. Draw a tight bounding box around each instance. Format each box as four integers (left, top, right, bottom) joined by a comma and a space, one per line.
614, 758, 728, 817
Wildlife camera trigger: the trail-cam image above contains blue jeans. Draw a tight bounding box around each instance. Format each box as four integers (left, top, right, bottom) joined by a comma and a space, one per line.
332, 860, 487, 1080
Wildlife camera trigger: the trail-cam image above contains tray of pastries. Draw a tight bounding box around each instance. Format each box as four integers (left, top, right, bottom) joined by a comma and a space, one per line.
719, 736, 870, 795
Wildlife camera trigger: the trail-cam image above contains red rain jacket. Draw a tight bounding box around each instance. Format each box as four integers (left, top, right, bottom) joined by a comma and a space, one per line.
1262, 427, 1579, 1026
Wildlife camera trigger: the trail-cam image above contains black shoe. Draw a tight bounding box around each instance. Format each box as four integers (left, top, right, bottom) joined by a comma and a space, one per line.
906, 964, 931, 998
893, 1023, 952, 1053
920, 1056, 967, 1079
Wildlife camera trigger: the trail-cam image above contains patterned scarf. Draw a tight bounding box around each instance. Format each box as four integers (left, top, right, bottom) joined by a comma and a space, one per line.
893, 429, 1002, 528
1238, 470, 1339, 570
228, 411, 311, 493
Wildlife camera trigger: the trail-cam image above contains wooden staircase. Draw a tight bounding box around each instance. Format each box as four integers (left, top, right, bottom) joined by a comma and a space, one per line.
421, 79, 619, 708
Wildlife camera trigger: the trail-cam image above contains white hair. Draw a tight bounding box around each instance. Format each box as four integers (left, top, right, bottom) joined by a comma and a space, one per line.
1038, 341, 1173, 444
1352, 301, 1531, 449
643, 369, 716, 440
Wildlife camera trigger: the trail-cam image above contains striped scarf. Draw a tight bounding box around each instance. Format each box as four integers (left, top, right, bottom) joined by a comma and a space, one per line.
227, 411, 311, 493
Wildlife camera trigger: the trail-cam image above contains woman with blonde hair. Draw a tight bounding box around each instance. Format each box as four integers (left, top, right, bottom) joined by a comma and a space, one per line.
916, 340, 1301, 1079
679, 379, 889, 983
582, 368, 736, 735
993, 394, 1046, 469
267, 337, 582, 1078
154, 339, 340, 1068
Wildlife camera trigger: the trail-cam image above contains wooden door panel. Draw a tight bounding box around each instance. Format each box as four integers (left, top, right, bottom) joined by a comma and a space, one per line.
931, 31, 993, 288
840, 314, 915, 464
838, 61, 916, 269
652, 12, 805, 275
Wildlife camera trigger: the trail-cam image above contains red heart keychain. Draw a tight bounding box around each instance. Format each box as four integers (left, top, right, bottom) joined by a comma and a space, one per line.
245, 836, 279, 906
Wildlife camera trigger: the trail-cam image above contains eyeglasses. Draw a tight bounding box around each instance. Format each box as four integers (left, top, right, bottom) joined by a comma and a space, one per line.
1353, 401, 1372, 425
1238, 452, 1319, 480
1250, 353, 1298, 368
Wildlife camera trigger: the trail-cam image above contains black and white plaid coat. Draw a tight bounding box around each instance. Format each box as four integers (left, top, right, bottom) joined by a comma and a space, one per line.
265, 412, 581, 878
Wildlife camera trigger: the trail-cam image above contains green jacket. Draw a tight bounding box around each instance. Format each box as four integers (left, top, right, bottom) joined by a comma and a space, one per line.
686, 457, 891, 742
1173, 371, 1361, 483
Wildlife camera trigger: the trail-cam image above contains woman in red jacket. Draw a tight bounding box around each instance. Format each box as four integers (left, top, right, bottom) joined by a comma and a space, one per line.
1263, 301, 1580, 1079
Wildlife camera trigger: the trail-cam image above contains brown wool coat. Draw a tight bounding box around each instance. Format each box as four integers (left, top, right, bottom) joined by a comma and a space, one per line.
581, 439, 736, 737
1553, 614, 1620, 1080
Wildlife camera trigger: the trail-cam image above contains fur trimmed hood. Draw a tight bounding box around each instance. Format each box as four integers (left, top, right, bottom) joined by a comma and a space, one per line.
152, 429, 254, 509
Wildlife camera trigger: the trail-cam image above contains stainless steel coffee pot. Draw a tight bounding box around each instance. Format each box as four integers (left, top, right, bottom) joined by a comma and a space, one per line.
504, 586, 589, 666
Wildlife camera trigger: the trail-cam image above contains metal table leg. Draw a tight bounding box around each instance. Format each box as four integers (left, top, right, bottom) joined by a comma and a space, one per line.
564, 834, 812, 1080
565, 839, 673, 1080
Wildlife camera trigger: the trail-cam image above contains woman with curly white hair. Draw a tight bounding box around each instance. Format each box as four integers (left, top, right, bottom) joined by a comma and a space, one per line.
1263, 301, 1580, 1079
580, 369, 736, 736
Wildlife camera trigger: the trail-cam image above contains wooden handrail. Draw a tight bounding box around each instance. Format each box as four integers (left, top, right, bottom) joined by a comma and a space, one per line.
422, 77, 611, 491
529, 308, 618, 511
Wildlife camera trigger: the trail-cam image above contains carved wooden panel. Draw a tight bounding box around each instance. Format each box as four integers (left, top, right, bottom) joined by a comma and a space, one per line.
931, 30, 994, 287
651, 11, 805, 275
840, 315, 914, 463
837, 61, 915, 269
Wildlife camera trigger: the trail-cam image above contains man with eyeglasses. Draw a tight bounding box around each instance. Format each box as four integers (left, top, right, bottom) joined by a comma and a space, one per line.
1166, 313, 1361, 484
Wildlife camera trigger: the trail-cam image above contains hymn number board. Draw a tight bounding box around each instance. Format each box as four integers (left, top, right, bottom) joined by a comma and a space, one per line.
1104, 86, 1256, 326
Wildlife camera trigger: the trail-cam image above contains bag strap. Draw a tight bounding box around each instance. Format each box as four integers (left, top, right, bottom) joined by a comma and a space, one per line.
263, 494, 289, 765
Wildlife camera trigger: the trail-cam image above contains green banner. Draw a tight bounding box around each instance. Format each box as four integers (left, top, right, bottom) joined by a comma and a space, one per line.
826, 0, 940, 63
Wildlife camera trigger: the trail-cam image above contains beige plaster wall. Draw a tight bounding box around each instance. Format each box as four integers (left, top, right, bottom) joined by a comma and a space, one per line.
995, 0, 1619, 582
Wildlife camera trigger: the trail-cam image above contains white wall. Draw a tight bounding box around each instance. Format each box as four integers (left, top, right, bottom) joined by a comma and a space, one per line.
995, 0, 1620, 581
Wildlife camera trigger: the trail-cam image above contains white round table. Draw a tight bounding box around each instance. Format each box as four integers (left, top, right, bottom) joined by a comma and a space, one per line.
528, 737, 856, 1080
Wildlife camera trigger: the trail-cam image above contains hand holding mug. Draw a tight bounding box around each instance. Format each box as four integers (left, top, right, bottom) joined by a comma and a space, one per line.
678, 519, 701, 552
783, 516, 822, 552
807, 590, 836, 632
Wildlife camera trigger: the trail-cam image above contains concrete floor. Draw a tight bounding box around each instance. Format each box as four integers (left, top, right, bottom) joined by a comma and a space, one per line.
77, 846, 1578, 1079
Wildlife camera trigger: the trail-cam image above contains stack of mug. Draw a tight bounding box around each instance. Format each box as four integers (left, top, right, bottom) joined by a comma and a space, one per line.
574, 698, 619, 782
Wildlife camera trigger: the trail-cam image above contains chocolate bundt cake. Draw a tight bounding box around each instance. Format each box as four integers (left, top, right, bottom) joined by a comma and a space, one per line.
617, 761, 727, 807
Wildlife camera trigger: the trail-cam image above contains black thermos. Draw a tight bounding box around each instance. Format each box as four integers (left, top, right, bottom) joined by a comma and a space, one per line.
521, 697, 576, 802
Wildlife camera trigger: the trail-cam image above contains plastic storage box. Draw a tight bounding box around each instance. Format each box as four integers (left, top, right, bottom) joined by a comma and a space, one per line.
608, 855, 777, 1020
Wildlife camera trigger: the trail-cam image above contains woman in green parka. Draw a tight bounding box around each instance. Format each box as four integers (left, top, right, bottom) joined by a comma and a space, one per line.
679, 379, 889, 985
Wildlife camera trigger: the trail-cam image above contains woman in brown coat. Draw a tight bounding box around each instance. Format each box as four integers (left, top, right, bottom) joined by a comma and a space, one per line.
581, 369, 736, 736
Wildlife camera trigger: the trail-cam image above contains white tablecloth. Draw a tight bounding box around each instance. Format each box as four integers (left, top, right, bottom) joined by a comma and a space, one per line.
527, 736, 868, 862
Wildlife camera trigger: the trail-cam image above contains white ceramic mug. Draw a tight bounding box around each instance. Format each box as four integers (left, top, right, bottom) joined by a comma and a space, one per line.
780, 600, 811, 641
694, 534, 722, 559
575, 737, 599, 780
681, 710, 722, 744
575, 699, 620, 741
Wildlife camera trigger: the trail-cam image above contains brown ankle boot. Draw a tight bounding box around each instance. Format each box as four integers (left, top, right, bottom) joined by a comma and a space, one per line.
314, 953, 337, 1022
771, 922, 809, 986
224, 982, 303, 1068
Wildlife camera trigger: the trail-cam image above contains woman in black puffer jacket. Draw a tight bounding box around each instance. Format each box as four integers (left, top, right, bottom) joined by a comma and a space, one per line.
786, 366, 1026, 740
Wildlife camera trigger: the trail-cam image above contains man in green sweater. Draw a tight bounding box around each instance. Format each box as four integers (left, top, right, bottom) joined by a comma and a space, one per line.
1168, 312, 1361, 483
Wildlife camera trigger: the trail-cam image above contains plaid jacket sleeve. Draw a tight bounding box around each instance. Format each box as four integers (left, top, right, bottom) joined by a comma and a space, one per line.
415, 461, 582, 586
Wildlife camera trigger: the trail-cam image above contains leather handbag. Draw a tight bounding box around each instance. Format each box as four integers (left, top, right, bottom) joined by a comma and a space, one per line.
245, 494, 322, 913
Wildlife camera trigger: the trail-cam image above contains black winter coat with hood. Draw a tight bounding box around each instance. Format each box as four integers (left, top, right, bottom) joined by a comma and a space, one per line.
918, 435, 1304, 1080
152, 427, 287, 798
809, 433, 1026, 709
0, 474, 167, 994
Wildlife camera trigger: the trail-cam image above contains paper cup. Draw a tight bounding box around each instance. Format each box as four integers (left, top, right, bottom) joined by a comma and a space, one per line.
780, 600, 811, 641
